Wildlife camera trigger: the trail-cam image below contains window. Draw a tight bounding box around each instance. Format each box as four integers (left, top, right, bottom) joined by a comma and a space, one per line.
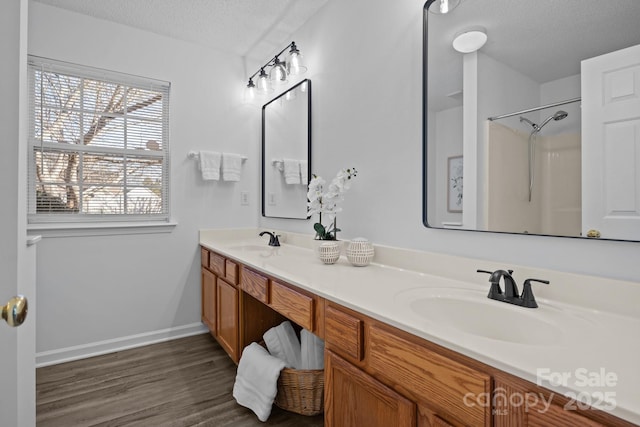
28, 57, 170, 225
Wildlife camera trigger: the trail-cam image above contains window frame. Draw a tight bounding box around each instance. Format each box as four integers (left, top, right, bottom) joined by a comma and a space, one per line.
27, 56, 172, 229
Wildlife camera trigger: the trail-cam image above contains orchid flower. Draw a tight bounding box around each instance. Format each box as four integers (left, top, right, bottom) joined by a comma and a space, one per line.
307, 167, 357, 240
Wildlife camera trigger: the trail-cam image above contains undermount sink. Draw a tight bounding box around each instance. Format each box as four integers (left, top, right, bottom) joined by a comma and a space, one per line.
396, 287, 587, 346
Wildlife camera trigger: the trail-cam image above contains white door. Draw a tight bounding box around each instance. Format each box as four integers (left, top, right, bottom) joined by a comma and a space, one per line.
1, 0, 35, 426
582, 43, 640, 240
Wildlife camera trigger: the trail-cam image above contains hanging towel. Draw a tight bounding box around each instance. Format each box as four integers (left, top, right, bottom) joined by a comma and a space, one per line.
232, 342, 286, 422
263, 320, 302, 369
222, 153, 242, 181
199, 151, 221, 181
300, 329, 324, 370
283, 158, 301, 185
299, 160, 309, 185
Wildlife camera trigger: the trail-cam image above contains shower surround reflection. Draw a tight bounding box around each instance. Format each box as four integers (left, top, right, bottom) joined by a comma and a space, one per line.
487, 103, 581, 236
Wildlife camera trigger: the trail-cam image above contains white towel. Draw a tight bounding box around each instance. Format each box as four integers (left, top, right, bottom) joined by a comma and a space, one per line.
199, 151, 221, 181
233, 342, 286, 422
300, 329, 325, 370
299, 160, 308, 185
263, 321, 302, 369
283, 159, 301, 185
222, 153, 242, 181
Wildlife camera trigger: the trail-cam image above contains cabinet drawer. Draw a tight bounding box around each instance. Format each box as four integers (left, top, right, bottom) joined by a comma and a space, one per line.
368, 325, 490, 427
225, 260, 238, 284
200, 247, 209, 269
325, 305, 363, 361
270, 281, 314, 330
208, 252, 225, 276
241, 267, 269, 303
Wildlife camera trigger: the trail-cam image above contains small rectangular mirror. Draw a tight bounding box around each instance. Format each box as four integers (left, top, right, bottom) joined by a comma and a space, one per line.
262, 79, 311, 219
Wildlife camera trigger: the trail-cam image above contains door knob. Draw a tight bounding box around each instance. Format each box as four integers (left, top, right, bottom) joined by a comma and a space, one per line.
2, 295, 28, 327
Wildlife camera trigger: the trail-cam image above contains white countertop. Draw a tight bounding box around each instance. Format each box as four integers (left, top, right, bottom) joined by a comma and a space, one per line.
200, 228, 640, 425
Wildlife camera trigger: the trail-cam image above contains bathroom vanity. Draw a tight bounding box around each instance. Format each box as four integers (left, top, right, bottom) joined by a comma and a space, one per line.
199, 229, 639, 426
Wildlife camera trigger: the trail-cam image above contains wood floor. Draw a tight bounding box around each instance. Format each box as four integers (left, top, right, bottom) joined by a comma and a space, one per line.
36, 333, 324, 427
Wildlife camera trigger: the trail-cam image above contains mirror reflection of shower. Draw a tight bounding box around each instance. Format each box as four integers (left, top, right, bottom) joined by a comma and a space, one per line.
519, 111, 568, 201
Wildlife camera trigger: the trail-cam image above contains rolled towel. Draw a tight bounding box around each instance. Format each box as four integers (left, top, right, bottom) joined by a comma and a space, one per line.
233, 342, 286, 422
300, 329, 325, 370
222, 152, 242, 181
283, 158, 301, 185
199, 151, 221, 181
263, 320, 302, 369
299, 159, 308, 185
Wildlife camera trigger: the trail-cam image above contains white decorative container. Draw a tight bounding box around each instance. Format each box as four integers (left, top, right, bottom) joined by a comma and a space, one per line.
318, 241, 341, 264
346, 238, 374, 267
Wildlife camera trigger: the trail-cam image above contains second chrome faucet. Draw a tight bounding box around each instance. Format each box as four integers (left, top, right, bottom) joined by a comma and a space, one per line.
477, 269, 549, 308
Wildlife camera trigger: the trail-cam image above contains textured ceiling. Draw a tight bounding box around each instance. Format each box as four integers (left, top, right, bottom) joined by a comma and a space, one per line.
427, 0, 640, 111
33, 0, 329, 61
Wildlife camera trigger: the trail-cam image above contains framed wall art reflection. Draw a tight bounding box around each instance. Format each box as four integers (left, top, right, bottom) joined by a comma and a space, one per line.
447, 155, 463, 213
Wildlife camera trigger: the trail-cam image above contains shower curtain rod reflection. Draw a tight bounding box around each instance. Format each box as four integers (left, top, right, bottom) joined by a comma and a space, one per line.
487, 97, 581, 121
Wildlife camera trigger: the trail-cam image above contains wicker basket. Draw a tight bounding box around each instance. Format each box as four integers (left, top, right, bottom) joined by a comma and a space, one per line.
274, 366, 324, 416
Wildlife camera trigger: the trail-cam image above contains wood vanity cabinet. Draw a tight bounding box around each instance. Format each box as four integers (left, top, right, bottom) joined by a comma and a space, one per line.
324, 301, 491, 427
239, 266, 323, 338
200, 247, 292, 364
201, 267, 216, 332
200, 247, 241, 363
216, 277, 239, 361
324, 299, 634, 427
492, 376, 631, 427
200, 245, 635, 427
325, 351, 416, 427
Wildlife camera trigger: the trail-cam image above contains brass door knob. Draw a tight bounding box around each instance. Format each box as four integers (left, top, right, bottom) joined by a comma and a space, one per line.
586, 229, 601, 238
2, 295, 28, 327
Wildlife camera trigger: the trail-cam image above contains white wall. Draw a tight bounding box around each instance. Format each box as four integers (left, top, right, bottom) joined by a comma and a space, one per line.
28, 0, 640, 363
29, 3, 258, 363
260, 0, 640, 282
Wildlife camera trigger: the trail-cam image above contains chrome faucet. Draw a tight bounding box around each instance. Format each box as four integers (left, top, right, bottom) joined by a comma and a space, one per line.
259, 231, 280, 247
477, 269, 549, 308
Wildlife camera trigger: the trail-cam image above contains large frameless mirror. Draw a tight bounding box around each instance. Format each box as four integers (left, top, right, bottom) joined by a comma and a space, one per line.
262, 79, 311, 219
423, 0, 640, 241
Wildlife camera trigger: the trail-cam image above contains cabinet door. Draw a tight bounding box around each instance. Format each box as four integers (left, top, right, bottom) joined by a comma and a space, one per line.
526, 400, 605, 427
201, 267, 216, 333
217, 278, 239, 363
325, 351, 416, 427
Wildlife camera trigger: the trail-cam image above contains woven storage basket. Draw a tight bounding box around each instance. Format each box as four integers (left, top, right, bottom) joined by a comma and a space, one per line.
274, 366, 324, 416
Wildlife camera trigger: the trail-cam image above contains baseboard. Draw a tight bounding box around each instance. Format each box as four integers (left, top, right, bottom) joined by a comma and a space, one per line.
36, 322, 209, 368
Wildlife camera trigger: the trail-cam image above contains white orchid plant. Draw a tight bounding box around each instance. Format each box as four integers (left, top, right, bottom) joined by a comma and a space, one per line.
307, 167, 358, 240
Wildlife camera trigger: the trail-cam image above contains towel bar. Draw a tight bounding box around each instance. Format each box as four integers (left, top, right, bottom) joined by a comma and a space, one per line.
188, 151, 247, 161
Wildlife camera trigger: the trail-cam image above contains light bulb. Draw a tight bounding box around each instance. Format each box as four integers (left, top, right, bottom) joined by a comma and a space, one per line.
245, 78, 256, 101
288, 43, 307, 76
257, 68, 272, 94
269, 57, 288, 85
428, 0, 461, 14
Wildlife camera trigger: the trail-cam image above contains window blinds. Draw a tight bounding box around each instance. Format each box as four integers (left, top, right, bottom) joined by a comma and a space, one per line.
27, 56, 170, 223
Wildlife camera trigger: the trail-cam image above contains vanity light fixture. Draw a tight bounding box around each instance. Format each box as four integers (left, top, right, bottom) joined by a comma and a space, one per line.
428, 0, 461, 14
245, 41, 307, 98
452, 27, 487, 53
